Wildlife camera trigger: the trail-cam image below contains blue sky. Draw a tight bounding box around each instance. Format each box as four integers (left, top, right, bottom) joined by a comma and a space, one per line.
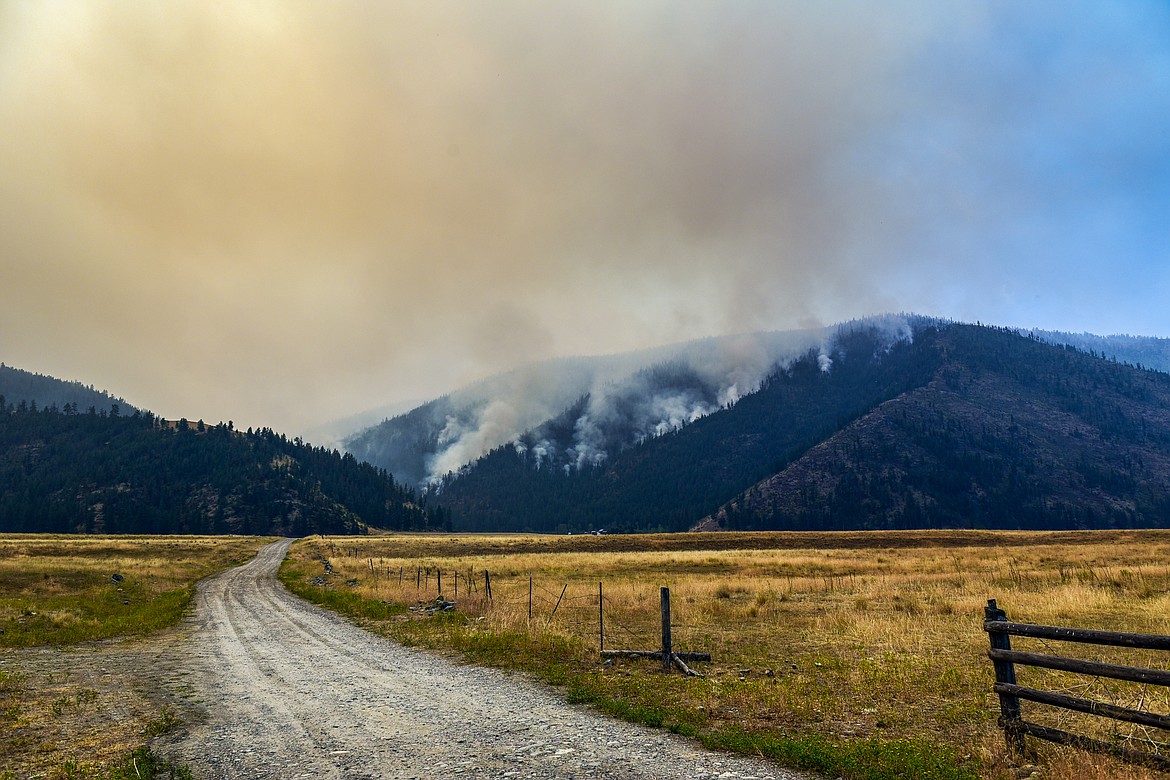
0, 1, 1167, 432
863, 2, 1170, 336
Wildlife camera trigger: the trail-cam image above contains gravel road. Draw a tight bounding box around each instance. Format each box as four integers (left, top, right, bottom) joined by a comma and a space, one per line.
159, 539, 809, 779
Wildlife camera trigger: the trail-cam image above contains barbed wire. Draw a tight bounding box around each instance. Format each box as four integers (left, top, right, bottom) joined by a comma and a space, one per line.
338, 557, 712, 657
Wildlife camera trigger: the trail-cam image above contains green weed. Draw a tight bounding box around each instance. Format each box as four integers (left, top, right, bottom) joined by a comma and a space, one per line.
144, 707, 181, 738
704, 729, 978, 780
51, 746, 193, 780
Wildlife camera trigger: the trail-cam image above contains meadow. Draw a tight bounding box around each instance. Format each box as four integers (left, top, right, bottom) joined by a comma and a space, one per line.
0, 534, 269, 779
0, 535, 269, 648
281, 530, 1170, 780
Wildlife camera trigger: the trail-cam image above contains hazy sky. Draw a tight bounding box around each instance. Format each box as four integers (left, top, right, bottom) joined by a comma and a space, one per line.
2, 1, 1168, 434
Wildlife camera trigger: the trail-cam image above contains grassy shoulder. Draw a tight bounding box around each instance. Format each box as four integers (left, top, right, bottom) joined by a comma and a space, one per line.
0, 662, 190, 780
0, 535, 271, 648
280, 535, 985, 780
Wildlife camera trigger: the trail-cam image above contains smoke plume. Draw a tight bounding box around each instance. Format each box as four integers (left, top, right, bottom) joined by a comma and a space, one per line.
402, 316, 917, 486
1, 3, 1166, 433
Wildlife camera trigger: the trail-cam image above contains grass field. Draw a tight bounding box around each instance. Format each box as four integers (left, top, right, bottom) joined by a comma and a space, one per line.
0, 535, 269, 648
0, 534, 269, 779
281, 529, 1170, 780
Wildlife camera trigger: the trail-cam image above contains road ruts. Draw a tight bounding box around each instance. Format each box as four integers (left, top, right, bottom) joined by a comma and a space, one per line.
160, 539, 810, 780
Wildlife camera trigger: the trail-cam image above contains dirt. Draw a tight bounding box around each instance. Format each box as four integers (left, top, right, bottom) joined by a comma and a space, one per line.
356, 529, 1170, 559
6, 539, 808, 779
1, 637, 183, 777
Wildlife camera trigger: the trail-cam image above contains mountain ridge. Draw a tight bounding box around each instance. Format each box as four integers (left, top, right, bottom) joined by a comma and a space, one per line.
0, 363, 136, 417
0, 403, 442, 535
341, 319, 1170, 493
705, 327, 1170, 531
433, 322, 1170, 533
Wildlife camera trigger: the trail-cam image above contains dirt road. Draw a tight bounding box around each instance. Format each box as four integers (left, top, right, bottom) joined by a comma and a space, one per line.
156, 539, 805, 779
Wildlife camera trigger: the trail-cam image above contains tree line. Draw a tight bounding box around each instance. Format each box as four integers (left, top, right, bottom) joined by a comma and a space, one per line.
0, 400, 445, 535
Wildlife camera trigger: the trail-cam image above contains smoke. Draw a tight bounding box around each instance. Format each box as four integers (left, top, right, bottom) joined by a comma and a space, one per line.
421, 329, 828, 483
426, 399, 523, 480
417, 316, 918, 484
1, 3, 1166, 433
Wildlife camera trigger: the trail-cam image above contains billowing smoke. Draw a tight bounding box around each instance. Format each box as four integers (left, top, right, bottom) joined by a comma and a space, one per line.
402, 315, 919, 486
4, 4, 1163, 434
426, 399, 524, 480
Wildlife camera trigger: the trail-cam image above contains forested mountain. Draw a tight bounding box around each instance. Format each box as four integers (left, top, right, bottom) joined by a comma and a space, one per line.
0, 402, 442, 535
433, 322, 1170, 533
344, 320, 1170, 495
0, 363, 135, 417
343, 327, 830, 488
1030, 330, 1170, 373
707, 325, 1170, 532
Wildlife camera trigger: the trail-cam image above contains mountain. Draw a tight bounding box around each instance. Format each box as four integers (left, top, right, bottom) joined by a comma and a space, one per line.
297, 398, 427, 453
432, 321, 1170, 533
0, 363, 135, 416
1029, 330, 1170, 373
0, 402, 443, 535
344, 319, 1170, 495
706, 325, 1170, 532
343, 324, 869, 489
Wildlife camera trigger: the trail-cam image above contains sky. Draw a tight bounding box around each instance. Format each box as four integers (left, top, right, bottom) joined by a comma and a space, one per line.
1, 1, 1168, 435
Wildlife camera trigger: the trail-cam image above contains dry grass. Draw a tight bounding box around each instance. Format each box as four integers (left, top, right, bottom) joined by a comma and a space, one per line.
283, 529, 1170, 780
0, 535, 269, 647
0, 534, 268, 778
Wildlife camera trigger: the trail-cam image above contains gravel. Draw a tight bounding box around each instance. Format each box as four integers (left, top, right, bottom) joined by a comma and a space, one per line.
157, 539, 811, 779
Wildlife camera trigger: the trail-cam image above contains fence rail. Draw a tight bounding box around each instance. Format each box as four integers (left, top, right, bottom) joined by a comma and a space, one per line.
984, 598, 1170, 769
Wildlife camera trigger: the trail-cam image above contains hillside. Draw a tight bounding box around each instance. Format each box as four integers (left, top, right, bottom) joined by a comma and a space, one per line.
434, 323, 1170, 533
342, 320, 1170, 494
707, 326, 1170, 531
434, 322, 933, 532
342, 326, 831, 488
1031, 330, 1170, 373
0, 402, 442, 535
0, 363, 135, 416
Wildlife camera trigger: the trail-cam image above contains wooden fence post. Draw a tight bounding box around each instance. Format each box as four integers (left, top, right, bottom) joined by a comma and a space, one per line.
438, 570, 442, 596
548, 584, 567, 625
485, 570, 492, 601
661, 587, 673, 671
986, 598, 1025, 757
528, 575, 533, 620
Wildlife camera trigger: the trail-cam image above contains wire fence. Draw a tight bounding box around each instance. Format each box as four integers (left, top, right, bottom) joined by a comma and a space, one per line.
324, 550, 709, 662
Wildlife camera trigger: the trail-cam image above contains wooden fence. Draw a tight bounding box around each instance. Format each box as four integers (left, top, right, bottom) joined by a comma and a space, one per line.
984, 598, 1170, 769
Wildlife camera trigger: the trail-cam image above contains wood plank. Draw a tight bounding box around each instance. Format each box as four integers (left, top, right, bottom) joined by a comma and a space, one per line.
987, 648, 1170, 686
1015, 720, 1170, 770
671, 654, 704, 678
985, 620, 1170, 651
600, 650, 711, 662
995, 683, 1170, 731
